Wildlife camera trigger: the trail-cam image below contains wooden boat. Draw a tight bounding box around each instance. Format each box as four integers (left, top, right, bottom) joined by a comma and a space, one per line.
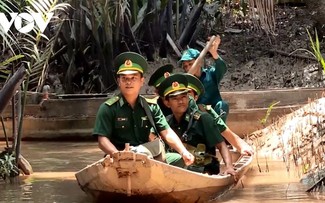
1, 88, 324, 140
75, 149, 253, 203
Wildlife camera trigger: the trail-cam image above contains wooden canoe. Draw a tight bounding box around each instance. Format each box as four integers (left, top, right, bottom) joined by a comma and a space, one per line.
75, 150, 253, 203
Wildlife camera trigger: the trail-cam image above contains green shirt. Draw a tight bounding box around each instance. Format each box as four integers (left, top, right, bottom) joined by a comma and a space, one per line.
198, 57, 227, 106
92, 94, 169, 150
166, 108, 225, 152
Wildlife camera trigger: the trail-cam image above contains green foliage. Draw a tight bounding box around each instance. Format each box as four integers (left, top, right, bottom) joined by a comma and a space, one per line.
306, 29, 325, 73
21, 0, 70, 91
0, 0, 278, 93
0, 55, 25, 79
0, 55, 24, 67
0, 0, 70, 91
0, 151, 19, 181
0, 0, 21, 71
260, 101, 280, 126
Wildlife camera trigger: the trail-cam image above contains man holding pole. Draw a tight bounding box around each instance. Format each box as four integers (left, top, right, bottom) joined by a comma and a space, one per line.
180, 35, 229, 123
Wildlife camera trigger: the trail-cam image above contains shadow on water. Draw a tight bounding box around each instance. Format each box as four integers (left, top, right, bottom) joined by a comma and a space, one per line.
0, 141, 100, 203
0, 179, 91, 203
0, 141, 324, 203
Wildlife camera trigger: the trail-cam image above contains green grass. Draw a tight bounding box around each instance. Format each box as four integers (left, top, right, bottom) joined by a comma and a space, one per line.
307, 29, 325, 73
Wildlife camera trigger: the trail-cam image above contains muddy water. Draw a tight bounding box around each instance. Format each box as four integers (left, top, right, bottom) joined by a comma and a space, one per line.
0, 142, 324, 203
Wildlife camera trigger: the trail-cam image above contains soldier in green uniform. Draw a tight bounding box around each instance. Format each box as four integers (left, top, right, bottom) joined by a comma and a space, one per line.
148, 64, 174, 116
92, 52, 194, 167
157, 74, 236, 176
148, 64, 198, 117
184, 73, 254, 156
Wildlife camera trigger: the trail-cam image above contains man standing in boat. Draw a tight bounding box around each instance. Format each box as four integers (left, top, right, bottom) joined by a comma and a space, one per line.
180, 35, 229, 123
157, 73, 237, 176
92, 52, 194, 166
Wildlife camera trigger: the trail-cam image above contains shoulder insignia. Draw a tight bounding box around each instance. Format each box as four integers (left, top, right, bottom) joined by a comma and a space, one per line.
142, 95, 158, 104
105, 96, 120, 106
193, 111, 201, 120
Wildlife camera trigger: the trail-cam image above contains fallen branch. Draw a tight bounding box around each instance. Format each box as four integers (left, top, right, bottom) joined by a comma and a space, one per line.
167, 34, 181, 57
269, 49, 317, 61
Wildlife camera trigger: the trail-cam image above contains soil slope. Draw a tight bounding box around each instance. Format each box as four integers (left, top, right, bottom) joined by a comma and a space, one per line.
219, 5, 325, 91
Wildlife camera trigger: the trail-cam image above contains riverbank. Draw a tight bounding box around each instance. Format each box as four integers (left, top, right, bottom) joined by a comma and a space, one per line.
249, 96, 325, 192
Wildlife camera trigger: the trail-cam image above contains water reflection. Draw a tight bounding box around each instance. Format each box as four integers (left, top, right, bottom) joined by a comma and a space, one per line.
0, 142, 324, 203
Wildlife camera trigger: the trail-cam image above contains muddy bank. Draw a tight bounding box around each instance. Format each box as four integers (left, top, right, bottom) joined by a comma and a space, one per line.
249, 97, 325, 191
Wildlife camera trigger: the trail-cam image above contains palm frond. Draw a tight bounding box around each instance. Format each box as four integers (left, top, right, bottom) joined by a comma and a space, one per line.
0, 0, 20, 54
0, 0, 17, 13
0, 55, 24, 67
17, 0, 71, 91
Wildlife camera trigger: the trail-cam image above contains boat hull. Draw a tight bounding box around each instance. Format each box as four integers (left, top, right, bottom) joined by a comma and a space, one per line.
75, 151, 252, 203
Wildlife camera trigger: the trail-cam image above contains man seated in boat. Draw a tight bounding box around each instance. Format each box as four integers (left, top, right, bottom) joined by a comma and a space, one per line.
183, 73, 254, 156
92, 52, 194, 167
148, 66, 254, 156
157, 73, 236, 176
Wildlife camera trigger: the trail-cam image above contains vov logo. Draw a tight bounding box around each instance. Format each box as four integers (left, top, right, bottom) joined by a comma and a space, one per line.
0, 13, 54, 34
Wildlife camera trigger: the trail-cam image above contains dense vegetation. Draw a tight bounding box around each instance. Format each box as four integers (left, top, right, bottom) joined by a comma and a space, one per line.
0, 0, 324, 94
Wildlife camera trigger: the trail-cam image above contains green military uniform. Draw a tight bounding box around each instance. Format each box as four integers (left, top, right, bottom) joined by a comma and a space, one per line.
184, 73, 229, 144
183, 73, 227, 132
166, 109, 225, 153
92, 52, 183, 166
93, 95, 169, 150
158, 74, 227, 174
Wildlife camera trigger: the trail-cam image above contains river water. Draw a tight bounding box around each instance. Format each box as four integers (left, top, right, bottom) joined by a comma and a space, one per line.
0, 141, 324, 203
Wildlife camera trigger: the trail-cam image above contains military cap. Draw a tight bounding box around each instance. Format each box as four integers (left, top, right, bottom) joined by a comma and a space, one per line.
183, 73, 205, 96
158, 74, 188, 97
114, 52, 148, 75
148, 64, 174, 88
180, 48, 200, 61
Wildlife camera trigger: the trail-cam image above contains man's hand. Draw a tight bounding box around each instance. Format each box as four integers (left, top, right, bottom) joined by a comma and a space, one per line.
223, 167, 238, 182
181, 150, 195, 166
239, 143, 255, 156
208, 35, 221, 59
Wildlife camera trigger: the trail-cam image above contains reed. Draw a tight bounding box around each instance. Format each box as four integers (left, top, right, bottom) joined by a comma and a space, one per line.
307, 29, 325, 74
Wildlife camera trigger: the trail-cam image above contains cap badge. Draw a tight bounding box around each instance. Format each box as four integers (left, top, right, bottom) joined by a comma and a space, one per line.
125, 60, 132, 67
172, 82, 179, 89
